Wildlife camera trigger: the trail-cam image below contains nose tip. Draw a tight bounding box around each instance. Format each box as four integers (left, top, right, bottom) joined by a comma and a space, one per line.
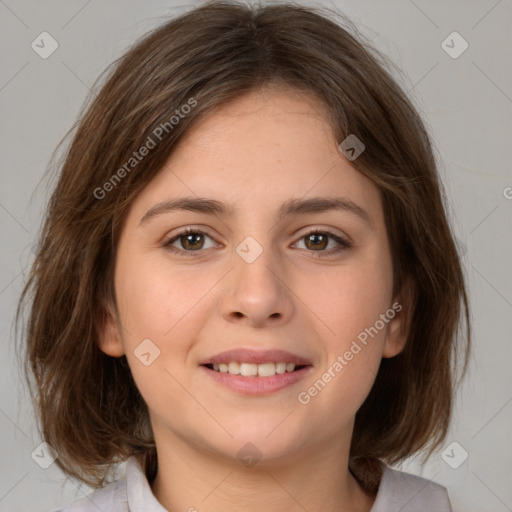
222, 250, 293, 327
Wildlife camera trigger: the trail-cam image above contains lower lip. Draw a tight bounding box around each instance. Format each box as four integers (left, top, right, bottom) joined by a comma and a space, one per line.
201, 365, 313, 395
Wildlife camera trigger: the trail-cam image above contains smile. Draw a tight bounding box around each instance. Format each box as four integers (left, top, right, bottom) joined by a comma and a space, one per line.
206, 361, 305, 377
200, 348, 313, 394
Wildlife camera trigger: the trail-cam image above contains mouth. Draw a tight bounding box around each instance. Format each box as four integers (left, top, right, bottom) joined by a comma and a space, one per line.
203, 361, 309, 377
199, 348, 313, 395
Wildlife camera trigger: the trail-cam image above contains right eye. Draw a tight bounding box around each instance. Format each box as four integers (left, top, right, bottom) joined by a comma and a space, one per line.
163, 228, 218, 256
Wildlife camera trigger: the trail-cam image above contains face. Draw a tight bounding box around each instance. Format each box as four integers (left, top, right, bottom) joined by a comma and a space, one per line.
99, 85, 408, 467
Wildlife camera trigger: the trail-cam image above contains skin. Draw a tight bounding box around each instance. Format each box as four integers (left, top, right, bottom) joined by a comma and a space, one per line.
98, 84, 410, 512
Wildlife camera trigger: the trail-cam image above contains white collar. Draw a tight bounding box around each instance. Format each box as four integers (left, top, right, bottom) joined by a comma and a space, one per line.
123, 455, 450, 512
126, 456, 167, 511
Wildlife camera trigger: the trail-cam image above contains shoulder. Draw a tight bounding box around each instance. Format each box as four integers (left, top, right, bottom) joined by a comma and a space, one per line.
371, 462, 452, 512
49, 474, 128, 512
50, 456, 166, 512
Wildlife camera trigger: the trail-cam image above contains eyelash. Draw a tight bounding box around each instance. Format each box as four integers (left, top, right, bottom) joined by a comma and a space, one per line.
163, 227, 351, 258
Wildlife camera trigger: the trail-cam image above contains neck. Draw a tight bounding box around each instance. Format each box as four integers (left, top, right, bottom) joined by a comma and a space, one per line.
150, 427, 376, 512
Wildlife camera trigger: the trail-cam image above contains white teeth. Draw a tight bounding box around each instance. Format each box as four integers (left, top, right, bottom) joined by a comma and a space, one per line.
228, 362, 240, 375
258, 362, 276, 377
240, 363, 258, 376
275, 362, 287, 374
210, 361, 300, 377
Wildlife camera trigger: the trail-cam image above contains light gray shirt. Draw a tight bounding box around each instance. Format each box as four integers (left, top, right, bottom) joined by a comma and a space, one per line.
53, 456, 452, 511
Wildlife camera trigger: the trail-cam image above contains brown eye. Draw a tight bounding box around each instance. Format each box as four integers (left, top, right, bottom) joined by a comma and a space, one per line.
164, 228, 216, 254
304, 232, 329, 251
294, 229, 350, 256
179, 232, 205, 250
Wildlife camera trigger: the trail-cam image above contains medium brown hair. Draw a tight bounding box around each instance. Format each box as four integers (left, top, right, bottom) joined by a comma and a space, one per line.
17, 0, 471, 489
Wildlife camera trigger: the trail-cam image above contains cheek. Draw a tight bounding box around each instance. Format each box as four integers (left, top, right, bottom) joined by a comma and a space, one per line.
296, 252, 393, 409
114, 252, 209, 342
305, 254, 393, 344
113, 254, 215, 398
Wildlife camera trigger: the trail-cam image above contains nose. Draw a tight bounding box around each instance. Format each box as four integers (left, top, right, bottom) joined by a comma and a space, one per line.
219, 242, 295, 328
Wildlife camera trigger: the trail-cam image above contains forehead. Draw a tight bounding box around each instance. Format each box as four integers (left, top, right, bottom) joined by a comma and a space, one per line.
129, 87, 383, 225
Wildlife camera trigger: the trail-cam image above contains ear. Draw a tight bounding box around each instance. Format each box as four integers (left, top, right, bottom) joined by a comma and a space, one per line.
97, 302, 125, 357
382, 276, 415, 358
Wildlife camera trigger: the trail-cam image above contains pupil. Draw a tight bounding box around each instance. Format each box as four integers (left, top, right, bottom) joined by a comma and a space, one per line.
184, 233, 202, 250
308, 233, 326, 250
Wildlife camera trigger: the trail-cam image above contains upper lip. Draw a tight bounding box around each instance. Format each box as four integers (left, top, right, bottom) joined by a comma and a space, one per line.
200, 348, 313, 366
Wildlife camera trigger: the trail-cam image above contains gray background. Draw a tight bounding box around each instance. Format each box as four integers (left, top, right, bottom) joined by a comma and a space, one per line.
1, 1, 511, 511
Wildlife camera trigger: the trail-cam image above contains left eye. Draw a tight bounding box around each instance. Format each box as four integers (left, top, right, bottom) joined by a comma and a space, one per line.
163, 228, 350, 256
293, 230, 350, 255
164, 228, 217, 253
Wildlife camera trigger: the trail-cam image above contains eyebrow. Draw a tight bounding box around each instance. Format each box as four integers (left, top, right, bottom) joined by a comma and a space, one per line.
139, 195, 371, 226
